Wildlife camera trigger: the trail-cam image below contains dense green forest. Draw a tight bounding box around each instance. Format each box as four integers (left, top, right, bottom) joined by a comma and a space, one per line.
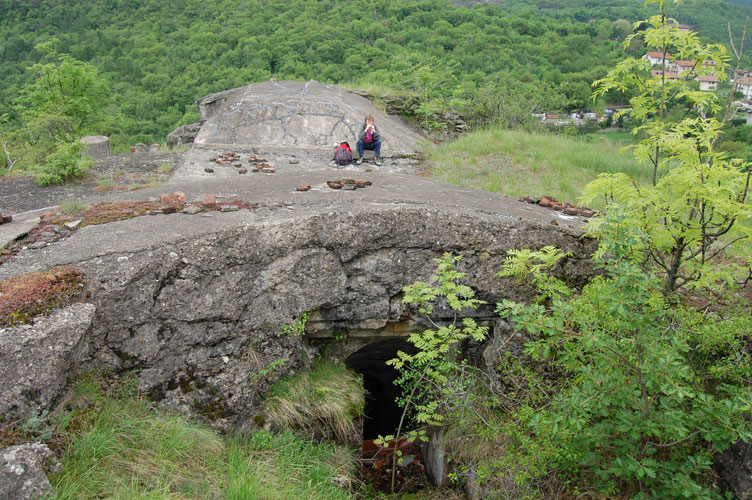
1, 0, 751, 156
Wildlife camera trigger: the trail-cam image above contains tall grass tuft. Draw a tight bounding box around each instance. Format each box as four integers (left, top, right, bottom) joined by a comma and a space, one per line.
425, 128, 650, 206
263, 359, 364, 444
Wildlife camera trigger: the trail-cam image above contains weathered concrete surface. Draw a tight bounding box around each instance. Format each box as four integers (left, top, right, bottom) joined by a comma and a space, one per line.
167, 122, 203, 149
0, 80, 598, 433
80, 135, 110, 160
0, 213, 40, 250
716, 440, 752, 500
0, 197, 595, 431
0, 443, 56, 500
193, 80, 422, 156
0, 303, 95, 423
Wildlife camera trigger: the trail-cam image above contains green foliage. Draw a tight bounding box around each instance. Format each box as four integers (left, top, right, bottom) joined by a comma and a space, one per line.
0, 0, 684, 149
278, 312, 309, 337
378, 253, 488, 492
0, 266, 86, 327
252, 358, 287, 381
17, 40, 109, 143
35, 141, 93, 186
589, 0, 752, 293
497, 245, 752, 499
21, 410, 55, 442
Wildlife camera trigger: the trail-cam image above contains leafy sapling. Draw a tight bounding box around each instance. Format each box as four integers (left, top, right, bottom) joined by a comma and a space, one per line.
377, 253, 488, 493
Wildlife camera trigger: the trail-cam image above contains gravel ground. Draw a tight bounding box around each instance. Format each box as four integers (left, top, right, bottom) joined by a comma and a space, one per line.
0, 152, 185, 215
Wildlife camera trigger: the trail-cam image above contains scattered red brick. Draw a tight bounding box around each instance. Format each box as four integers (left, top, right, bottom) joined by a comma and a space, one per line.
202, 194, 216, 206
296, 184, 311, 191
519, 195, 599, 219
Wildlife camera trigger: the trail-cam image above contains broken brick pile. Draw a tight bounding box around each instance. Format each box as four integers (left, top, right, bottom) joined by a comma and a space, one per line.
204, 152, 274, 175
0, 211, 12, 225
248, 154, 274, 174
519, 195, 597, 218
210, 152, 241, 165
326, 179, 372, 190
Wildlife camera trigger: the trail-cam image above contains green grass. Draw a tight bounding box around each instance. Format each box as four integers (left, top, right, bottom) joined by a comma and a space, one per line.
58, 198, 88, 215
50, 374, 360, 500
424, 128, 650, 206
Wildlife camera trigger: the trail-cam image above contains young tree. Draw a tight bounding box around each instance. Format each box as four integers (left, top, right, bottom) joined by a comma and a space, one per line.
493, 2, 752, 498
378, 253, 488, 493
588, 0, 752, 294
14, 40, 108, 184
16, 39, 109, 144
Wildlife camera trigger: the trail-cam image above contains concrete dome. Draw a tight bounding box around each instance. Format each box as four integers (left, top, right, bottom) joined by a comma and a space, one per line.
193, 80, 422, 157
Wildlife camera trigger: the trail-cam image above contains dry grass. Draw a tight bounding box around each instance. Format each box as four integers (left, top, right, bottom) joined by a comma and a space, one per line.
263, 360, 364, 443
424, 128, 649, 207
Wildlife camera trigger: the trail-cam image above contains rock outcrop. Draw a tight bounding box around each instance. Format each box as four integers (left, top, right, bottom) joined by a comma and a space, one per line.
0, 303, 95, 423
0, 443, 56, 500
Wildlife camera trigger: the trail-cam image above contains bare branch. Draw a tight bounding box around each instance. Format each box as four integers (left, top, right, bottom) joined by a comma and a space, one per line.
3, 140, 21, 173
719, 17, 750, 136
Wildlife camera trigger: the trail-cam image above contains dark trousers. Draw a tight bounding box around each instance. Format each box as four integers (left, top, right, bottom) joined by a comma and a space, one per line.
357, 139, 381, 157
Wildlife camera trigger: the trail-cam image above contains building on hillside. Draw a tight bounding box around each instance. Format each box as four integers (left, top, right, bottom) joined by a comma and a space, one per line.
674, 59, 696, 74
733, 101, 752, 124
651, 69, 679, 80
667, 20, 692, 32
643, 52, 721, 92
643, 51, 671, 66
733, 75, 752, 99
697, 75, 719, 91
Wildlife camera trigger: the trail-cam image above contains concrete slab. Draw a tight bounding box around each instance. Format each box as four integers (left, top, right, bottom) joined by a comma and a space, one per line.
0, 213, 41, 249
193, 80, 422, 156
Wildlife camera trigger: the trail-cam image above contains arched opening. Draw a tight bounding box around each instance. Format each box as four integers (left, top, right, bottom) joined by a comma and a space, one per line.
344, 338, 416, 440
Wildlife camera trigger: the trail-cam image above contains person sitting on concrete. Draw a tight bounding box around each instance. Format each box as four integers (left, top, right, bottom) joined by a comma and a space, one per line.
357, 114, 382, 166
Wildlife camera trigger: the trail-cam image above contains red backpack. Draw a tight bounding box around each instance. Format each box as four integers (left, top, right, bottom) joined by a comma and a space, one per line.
334, 142, 352, 165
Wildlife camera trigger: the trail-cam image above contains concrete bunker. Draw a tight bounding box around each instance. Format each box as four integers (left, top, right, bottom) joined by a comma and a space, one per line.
192, 80, 423, 156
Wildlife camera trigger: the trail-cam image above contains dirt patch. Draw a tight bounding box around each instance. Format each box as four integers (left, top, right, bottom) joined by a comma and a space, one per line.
0, 151, 185, 215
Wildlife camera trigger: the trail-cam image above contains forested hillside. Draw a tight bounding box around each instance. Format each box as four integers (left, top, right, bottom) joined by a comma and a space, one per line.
0, 0, 750, 150
470, 0, 752, 37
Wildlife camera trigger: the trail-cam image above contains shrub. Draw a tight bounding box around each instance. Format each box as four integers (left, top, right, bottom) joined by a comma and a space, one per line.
36, 141, 92, 186
0, 266, 86, 327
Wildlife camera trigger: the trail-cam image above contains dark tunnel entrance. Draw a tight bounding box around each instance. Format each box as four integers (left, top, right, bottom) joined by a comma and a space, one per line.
345, 338, 417, 440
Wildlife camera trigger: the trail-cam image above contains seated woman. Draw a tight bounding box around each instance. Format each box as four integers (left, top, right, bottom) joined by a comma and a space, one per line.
356, 114, 382, 166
